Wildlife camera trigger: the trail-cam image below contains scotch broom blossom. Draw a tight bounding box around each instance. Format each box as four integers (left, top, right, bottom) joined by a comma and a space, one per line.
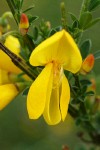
27, 29, 82, 125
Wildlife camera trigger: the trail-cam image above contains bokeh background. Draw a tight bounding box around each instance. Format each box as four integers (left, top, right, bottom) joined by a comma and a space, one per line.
0, 0, 100, 150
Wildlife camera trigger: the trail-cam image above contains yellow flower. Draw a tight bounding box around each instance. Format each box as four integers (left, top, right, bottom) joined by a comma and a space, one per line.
0, 35, 21, 74
0, 84, 18, 110
27, 30, 82, 125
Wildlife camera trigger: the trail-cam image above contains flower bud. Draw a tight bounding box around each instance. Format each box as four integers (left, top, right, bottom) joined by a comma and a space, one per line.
80, 54, 94, 75
19, 13, 29, 35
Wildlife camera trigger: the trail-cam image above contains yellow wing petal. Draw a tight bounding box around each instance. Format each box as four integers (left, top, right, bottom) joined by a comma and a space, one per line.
27, 63, 53, 119
0, 84, 18, 110
60, 74, 70, 121
43, 87, 61, 125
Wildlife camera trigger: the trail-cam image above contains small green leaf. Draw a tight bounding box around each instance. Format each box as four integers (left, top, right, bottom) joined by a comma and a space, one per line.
93, 50, 100, 60
80, 79, 92, 86
23, 5, 35, 13
85, 91, 95, 96
80, 39, 92, 59
88, 0, 100, 11
55, 26, 62, 31
33, 26, 39, 40
15, 12, 20, 22
69, 12, 78, 21
84, 18, 100, 29
20, 0, 24, 9
81, 115, 90, 121
78, 97, 85, 102
73, 28, 82, 39
79, 12, 92, 29
14, 0, 21, 10
48, 29, 56, 37
22, 87, 29, 96
28, 15, 39, 24
81, 85, 87, 93
72, 20, 79, 29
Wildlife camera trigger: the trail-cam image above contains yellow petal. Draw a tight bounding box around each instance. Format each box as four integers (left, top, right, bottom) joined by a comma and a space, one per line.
4, 35, 20, 55
30, 30, 64, 66
61, 31, 82, 73
0, 69, 10, 85
29, 30, 82, 73
60, 74, 70, 121
0, 35, 21, 74
27, 63, 53, 119
0, 84, 18, 110
43, 87, 61, 125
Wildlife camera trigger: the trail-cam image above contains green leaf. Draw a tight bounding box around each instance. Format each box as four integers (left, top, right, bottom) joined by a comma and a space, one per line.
79, 12, 92, 29
33, 26, 39, 40
55, 26, 62, 31
48, 29, 56, 37
20, 0, 24, 9
78, 97, 85, 102
93, 50, 100, 60
84, 18, 100, 29
73, 28, 82, 39
88, 0, 100, 11
14, 0, 21, 10
80, 79, 92, 86
28, 15, 39, 24
69, 12, 78, 21
15, 12, 20, 22
72, 20, 79, 29
23, 5, 35, 13
85, 91, 95, 96
80, 39, 92, 59
22, 87, 29, 96
81, 85, 87, 93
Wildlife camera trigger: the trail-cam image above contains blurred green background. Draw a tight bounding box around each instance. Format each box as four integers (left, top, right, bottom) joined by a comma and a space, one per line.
0, 0, 100, 150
